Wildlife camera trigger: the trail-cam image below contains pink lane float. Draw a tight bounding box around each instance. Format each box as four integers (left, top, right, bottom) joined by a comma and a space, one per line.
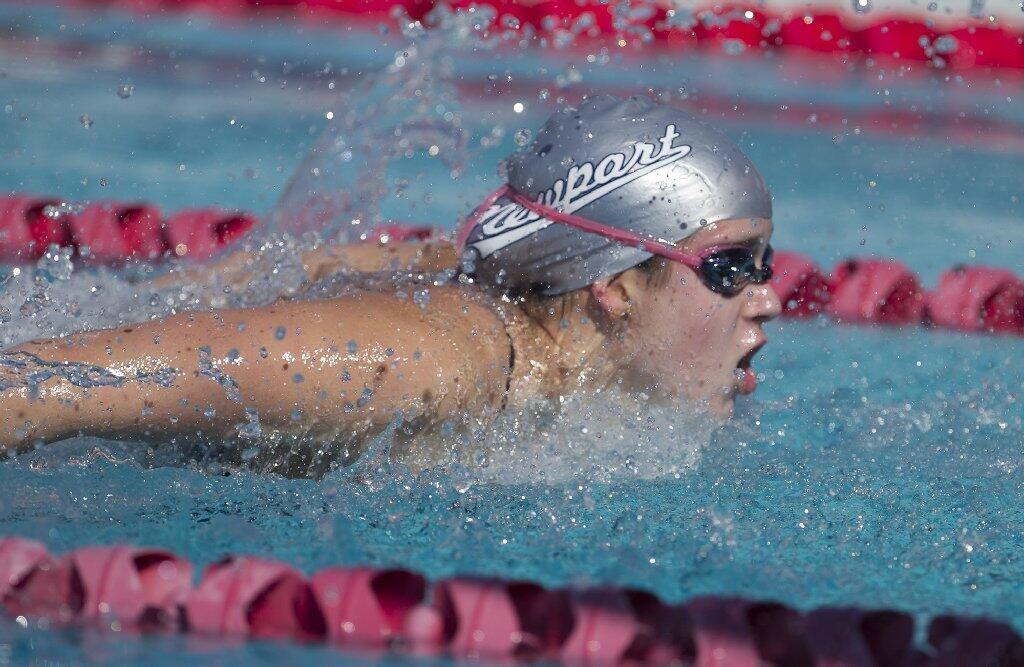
1, 536, 1023, 665
770, 251, 1024, 336
58, 0, 1024, 72
0, 193, 256, 264
1, 192, 1022, 337
0, 538, 192, 629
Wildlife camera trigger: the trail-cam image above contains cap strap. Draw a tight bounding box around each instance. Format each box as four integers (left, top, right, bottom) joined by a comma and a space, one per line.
458, 184, 704, 270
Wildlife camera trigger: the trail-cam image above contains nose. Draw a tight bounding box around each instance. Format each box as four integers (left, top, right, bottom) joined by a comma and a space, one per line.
742, 282, 782, 322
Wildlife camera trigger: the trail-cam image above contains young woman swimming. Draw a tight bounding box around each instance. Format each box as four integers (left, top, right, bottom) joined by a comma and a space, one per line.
0, 96, 780, 473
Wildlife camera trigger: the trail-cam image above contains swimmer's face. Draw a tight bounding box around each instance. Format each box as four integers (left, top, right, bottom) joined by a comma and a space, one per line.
594, 218, 780, 417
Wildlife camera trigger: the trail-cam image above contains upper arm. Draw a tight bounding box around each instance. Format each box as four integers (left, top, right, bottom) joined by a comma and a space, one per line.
2, 289, 509, 452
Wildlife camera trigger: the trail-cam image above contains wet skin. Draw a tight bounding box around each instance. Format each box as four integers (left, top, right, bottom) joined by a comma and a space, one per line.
0, 217, 777, 455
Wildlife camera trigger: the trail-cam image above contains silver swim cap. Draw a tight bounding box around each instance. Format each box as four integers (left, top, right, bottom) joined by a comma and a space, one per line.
458, 95, 772, 295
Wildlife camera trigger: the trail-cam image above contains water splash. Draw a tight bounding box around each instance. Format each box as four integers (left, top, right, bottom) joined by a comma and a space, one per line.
433, 390, 715, 485
197, 346, 242, 403
267, 14, 476, 244
0, 350, 177, 393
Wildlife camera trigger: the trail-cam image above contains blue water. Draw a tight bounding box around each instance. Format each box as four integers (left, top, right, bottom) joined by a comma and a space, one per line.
2, 4, 1024, 664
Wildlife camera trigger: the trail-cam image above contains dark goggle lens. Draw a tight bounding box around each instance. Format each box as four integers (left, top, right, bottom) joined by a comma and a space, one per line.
700, 245, 774, 295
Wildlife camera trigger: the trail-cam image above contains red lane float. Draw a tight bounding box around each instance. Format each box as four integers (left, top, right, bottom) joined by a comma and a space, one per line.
559, 589, 672, 664
67, 203, 167, 262
1, 539, 193, 627
0, 195, 37, 262
775, 13, 855, 54
411, 578, 569, 659
693, 5, 769, 53
947, 25, 1024, 70
827, 258, 925, 326
0, 195, 68, 262
858, 18, 936, 63
2, 542, 79, 622
926, 266, 1024, 334
801, 607, 917, 666
0, 537, 53, 601
61, 0, 1024, 71
297, 0, 436, 24
184, 556, 325, 640
0, 194, 257, 264
928, 615, 1024, 665
67, 203, 133, 263
66, 545, 193, 627
4, 537, 1024, 665
118, 204, 167, 260
310, 566, 426, 647
27, 201, 73, 258
770, 250, 831, 317
687, 597, 764, 666
743, 601, 812, 665
163, 209, 257, 260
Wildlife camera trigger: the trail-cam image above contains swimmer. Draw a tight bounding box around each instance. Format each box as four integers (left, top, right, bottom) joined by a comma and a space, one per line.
0, 96, 780, 472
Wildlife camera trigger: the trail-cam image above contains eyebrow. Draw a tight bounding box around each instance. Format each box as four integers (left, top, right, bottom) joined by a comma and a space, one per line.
710, 235, 765, 249
703, 221, 768, 244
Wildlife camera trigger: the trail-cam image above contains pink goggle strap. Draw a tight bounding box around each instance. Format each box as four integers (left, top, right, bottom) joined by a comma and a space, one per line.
456, 184, 705, 270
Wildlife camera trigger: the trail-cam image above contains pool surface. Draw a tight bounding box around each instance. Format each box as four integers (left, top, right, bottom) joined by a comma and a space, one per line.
1, 3, 1024, 664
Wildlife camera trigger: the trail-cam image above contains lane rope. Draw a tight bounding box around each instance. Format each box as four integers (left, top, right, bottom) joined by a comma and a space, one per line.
1, 536, 1021, 664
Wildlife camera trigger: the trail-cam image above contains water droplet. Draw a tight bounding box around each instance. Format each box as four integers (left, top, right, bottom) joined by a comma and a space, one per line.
117, 84, 134, 99
274, 326, 287, 340
347, 340, 358, 354
413, 288, 431, 309
722, 39, 746, 56
79, 114, 93, 128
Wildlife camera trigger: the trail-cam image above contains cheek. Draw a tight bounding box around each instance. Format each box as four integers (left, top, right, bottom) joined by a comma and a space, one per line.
641, 276, 720, 362
640, 278, 739, 372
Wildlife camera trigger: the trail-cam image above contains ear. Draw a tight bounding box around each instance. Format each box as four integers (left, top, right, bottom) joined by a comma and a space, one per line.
590, 271, 643, 319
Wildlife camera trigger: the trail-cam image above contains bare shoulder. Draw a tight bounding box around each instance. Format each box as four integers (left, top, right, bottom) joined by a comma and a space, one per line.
245, 286, 512, 416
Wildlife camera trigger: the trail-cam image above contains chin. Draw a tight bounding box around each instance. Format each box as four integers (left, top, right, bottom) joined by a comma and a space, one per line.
707, 392, 736, 419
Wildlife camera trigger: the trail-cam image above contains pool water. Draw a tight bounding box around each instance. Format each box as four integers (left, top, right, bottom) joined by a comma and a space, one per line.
2, 3, 1024, 664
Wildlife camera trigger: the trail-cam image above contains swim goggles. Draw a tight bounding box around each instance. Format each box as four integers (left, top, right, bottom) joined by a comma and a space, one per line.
458, 184, 774, 297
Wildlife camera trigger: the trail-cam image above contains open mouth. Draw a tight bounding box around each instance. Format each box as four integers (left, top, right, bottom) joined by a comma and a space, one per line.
737, 340, 766, 371
734, 340, 767, 394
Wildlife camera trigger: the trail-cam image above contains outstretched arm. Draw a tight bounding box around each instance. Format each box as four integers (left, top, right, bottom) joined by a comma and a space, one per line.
0, 290, 507, 453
